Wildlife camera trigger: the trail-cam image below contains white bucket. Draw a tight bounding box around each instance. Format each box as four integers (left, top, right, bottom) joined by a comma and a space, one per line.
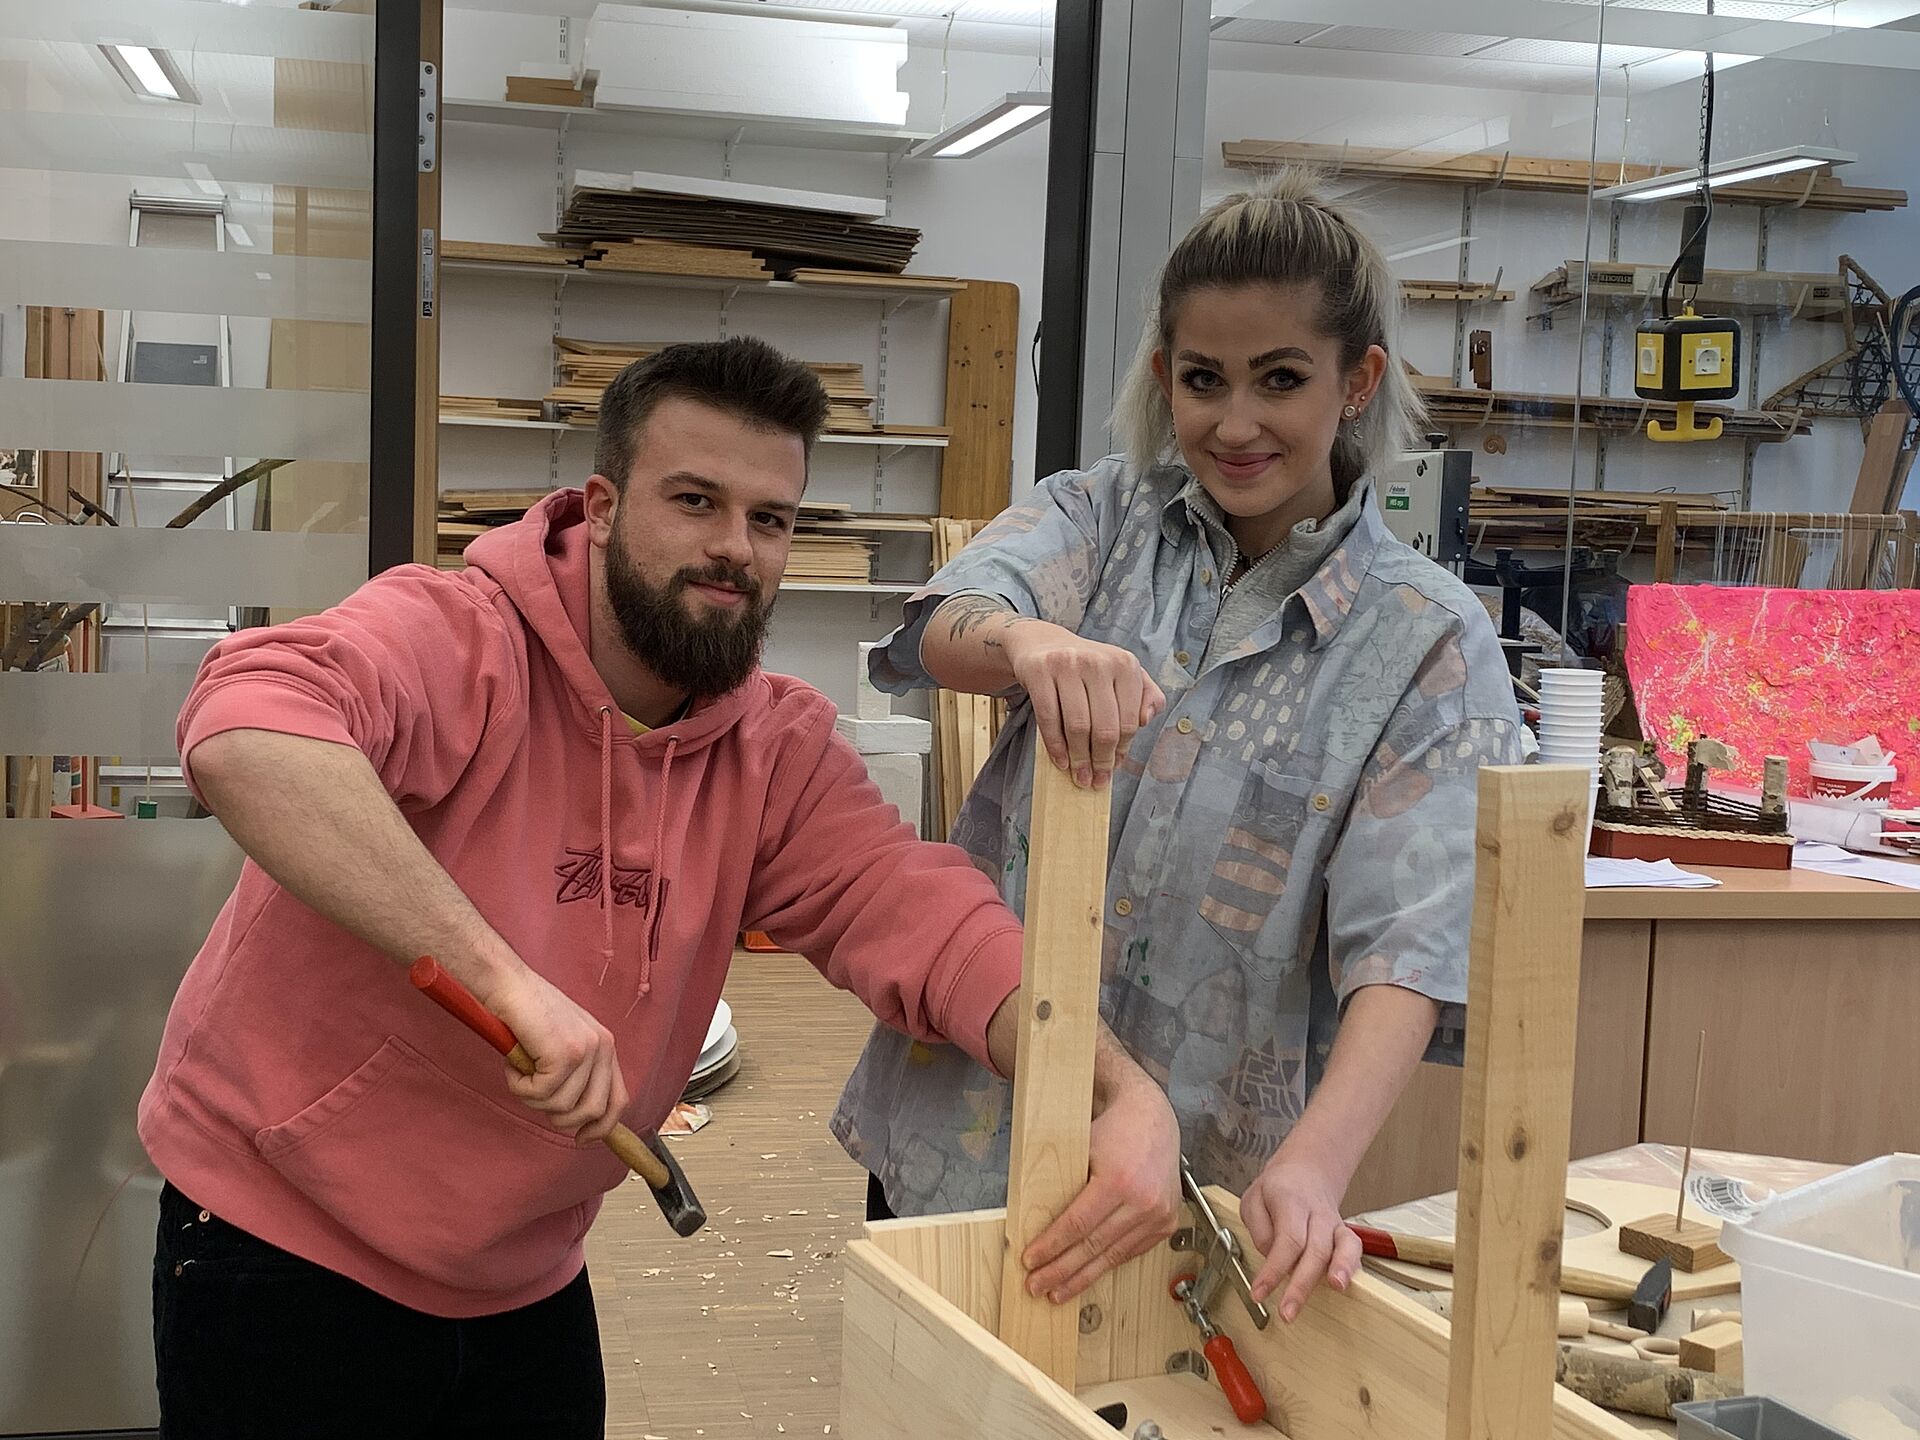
1807, 758, 1897, 807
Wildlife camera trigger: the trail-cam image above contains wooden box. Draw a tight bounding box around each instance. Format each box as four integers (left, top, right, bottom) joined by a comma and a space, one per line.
840, 759, 1643, 1440
843, 1195, 1646, 1440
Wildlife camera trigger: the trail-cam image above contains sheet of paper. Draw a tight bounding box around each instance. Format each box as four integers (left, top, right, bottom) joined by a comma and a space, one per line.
1584, 856, 1722, 889
1791, 841, 1920, 890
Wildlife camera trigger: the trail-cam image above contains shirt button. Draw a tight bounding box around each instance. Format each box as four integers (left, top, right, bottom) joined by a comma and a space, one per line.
173, 1263, 184, 1277
1200, 568, 1213, 586
1176, 717, 1194, 734
1312, 793, 1331, 811
1175, 650, 1191, 666
1114, 897, 1133, 917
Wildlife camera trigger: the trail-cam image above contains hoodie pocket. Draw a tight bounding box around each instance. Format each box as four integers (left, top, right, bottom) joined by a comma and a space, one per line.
254, 1037, 605, 1294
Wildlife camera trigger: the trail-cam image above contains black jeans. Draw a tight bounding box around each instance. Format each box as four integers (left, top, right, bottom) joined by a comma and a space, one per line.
153, 1181, 606, 1439
865, 1172, 897, 1223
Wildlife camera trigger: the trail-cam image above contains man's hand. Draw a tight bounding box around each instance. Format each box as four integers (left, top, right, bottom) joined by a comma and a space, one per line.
1019, 1076, 1181, 1302
485, 966, 630, 1145
1240, 1150, 1363, 1321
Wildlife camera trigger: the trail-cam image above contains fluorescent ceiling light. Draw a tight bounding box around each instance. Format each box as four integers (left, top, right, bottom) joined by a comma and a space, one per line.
1596, 145, 1856, 202
909, 92, 1050, 159
1386, 235, 1476, 263
101, 43, 198, 104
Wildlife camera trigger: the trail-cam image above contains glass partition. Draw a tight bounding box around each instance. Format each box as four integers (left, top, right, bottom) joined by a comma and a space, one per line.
0, 1, 399, 1429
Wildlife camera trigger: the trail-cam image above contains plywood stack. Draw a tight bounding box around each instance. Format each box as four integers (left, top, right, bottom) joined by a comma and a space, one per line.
551, 172, 921, 276
582, 238, 771, 279
439, 395, 544, 422
443, 238, 587, 267
929, 518, 1008, 839
435, 488, 549, 568
545, 338, 876, 432
787, 501, 875, 586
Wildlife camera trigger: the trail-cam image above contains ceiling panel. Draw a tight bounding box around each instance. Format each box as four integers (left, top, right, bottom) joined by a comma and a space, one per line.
1542, 0, 1838, 16
1300, 26, 1508, 56
1212, 19, 1338, 44
1467, 36, 1676, 66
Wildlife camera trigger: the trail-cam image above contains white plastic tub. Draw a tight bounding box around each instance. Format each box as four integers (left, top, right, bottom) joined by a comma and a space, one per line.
1720, 1155, 1920, 1440
1808, 758, 1898, 807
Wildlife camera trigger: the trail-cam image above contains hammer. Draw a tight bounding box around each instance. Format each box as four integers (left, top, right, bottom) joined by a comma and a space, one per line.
410, 957, 706, 1236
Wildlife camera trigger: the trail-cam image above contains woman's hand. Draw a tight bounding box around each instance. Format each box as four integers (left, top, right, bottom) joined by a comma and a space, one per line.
1000, 624, 1165, 789
1240, 1150, 1364, 1322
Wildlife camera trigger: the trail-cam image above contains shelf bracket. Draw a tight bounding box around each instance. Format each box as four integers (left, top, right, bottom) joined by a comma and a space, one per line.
724, 127, 747, 180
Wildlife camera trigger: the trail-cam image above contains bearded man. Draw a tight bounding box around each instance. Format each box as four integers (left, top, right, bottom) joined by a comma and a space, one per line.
137, 338, 1176, 1438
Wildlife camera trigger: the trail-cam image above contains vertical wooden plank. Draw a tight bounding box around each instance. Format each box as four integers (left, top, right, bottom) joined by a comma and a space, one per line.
1446, 765, 1589, 1440
942, 281, 1019, 522
998, 734, 1109, 1388
414, 0, 443, 565
1652, 502, 1679, 583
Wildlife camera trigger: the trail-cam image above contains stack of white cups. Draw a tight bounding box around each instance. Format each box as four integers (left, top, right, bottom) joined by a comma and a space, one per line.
1535, 667, 1604, 847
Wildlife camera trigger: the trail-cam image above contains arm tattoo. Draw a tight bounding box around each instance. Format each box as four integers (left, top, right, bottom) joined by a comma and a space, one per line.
939, 594, 1021, 643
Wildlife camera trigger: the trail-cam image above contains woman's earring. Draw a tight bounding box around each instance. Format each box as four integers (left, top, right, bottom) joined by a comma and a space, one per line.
1342, 404, 1359, 418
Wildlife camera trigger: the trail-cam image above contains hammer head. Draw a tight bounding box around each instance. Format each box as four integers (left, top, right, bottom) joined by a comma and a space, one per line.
1627, 1256, 1673, 1334
642, 1131, 707, 1237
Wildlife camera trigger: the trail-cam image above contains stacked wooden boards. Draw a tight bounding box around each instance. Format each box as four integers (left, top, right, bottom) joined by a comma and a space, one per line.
545, 337, 876, 432
442, 238, 586, 266
930, 518, 1008, 839
582, 238, 770, 278
550, 172, 920, 276
503, 74, 594, 107
1531, 262, 1848, 321
435, 489, 547, 568
440, 394, 543, 422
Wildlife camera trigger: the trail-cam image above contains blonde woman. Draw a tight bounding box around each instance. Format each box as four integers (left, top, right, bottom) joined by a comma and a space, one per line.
832, 173, 1522, 1322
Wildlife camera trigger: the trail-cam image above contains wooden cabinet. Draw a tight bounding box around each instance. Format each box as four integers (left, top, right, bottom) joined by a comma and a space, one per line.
1345, 920, 1652, 1214
1341, 866, 1920, 1218
1643, 919, 1920, 1163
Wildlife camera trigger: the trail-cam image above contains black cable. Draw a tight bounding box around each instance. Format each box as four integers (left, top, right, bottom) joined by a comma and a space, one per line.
1030, 321, 1042, 390
1662, 43, 1715, 320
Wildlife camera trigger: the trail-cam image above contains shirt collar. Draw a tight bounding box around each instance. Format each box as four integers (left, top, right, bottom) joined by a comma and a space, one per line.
1163, 469, 1386, 649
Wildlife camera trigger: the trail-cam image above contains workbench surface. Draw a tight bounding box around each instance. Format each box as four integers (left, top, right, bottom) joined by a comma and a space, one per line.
1585, 861, 1920, 920
1358, 1145, 1846, 1436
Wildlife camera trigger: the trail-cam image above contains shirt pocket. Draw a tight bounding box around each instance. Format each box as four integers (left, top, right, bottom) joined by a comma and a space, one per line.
253, 1036, 609, 1294
1196, 760, 1335, 982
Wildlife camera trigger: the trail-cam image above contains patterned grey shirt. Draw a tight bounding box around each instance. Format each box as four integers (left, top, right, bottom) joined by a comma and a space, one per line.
830, 456, 1523, 1215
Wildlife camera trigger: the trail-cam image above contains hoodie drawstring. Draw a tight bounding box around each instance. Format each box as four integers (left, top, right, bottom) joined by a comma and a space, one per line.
596, 707, 615, 985
597, 705, 678, 1012
628, 735, 676, 1014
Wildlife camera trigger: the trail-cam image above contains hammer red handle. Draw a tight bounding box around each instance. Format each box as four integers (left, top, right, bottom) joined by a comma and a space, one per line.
1204, 1334, 1267, 1425
411, 956, 518, 1057
408, 957, 669, 1190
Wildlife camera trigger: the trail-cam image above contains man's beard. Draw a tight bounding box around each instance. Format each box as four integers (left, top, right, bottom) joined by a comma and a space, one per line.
604, 524, 772, 699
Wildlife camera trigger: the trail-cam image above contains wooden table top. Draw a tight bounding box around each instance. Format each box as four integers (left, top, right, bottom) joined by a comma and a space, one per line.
1585, 860, 1920, 920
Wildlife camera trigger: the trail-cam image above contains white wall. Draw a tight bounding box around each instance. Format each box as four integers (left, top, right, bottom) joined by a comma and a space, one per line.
1202, 49, 1920, 516
438, 6, 1053, 710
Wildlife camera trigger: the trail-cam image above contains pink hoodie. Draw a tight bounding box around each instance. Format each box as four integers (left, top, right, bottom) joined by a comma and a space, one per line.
138, 490, 1022, 1317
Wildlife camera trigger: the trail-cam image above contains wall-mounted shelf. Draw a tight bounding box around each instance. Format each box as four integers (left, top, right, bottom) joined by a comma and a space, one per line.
444, 97, 931, 155
1531, 262, 1848, 323
1413, 381, 1811, 444
441, 258, 962, 304
1403, 279, 1513, 304
1224, 140, 1909, 215
438, 415, 949, 449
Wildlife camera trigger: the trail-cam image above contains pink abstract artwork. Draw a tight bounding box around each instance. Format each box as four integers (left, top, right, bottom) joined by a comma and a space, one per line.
1625, 584, 1920, 807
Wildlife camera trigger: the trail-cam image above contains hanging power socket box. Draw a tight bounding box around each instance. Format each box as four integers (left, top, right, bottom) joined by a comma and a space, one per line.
1376, 449, 1472, 568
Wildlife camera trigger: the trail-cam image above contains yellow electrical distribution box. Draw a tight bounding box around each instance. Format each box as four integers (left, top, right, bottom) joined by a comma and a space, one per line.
1634, 307, 1742, 441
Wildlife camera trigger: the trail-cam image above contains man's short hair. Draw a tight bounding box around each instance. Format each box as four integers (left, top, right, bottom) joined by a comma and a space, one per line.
594, 337, 830, 492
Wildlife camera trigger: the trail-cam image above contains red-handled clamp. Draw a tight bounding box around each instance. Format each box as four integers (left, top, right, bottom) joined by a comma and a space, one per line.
1168, 1156, 1269, 1425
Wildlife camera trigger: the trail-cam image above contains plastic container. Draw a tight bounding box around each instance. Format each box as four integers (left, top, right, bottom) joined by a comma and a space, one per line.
1674, 1397, 1852, 1440
1719, 1154, 1920, 1439
1808, 758, 1898, 807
